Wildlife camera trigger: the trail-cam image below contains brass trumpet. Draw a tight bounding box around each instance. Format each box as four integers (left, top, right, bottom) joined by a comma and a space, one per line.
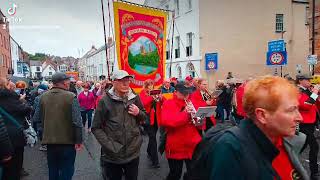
203, 88, 218, 100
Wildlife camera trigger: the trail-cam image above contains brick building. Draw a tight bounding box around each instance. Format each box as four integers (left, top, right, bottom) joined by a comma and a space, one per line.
0, 10, 12, 79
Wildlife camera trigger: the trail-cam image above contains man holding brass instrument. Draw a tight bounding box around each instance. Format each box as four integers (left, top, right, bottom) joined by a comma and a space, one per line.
191, 78, 216, 133
160, 82, 202, 180
296, 74, 320, 179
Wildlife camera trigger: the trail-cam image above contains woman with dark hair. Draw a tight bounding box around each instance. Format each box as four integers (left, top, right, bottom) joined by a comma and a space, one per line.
0, 78, 32, 180
78, 83, 95, 133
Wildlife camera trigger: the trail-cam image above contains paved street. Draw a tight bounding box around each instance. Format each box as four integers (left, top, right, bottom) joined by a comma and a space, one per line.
22, 131, 170, 180
21, 123, 320, 180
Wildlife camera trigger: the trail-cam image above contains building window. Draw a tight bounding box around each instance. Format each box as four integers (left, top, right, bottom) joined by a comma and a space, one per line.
306, 6, 310, 25
275, 14, 284, 33
17, 62, 23, 74
0, 54, 3, 66
36, 67, 40, 71
60, 65, 67, 72
166, 40, 170, 60
175, 36, 180, 58
186, 32, 193, 57
174, 0, 180, 16
49, 72, 52, 76
187, 0, 192, 10
49, 67, 52, 70
4, 55, 7, 67
177, 65, 182, 79
186, 63, 195, 77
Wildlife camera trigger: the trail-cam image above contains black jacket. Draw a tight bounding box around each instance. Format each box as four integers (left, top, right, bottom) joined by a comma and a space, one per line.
0, 115, 13, 160
217, 86, 233, 107
0, 89, 32, 147
209, 120, 308, 180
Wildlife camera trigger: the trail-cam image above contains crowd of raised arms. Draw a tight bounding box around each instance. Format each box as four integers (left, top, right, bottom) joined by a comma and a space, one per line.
0, 70, 320, 180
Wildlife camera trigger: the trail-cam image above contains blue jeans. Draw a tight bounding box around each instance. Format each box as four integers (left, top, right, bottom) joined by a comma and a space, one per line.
81, 109, 93, 128
47, 145, 76, 180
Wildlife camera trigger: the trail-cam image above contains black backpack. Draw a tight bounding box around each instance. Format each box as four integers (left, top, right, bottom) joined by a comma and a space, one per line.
186, 124, 260, 180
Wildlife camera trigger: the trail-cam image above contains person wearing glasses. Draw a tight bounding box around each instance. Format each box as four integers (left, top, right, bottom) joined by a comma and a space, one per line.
92, 70, 147, 180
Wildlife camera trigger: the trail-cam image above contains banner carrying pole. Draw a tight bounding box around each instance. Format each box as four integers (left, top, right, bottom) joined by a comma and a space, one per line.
101, 0, 110, 79
169, 12, 175, 78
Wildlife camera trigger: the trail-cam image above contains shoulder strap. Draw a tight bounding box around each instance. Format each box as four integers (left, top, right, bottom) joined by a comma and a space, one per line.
0, 107, 23, 129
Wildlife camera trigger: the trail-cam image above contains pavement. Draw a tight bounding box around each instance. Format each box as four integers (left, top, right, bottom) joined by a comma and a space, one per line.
22, 130, 170, 180
21, 122, 320, 180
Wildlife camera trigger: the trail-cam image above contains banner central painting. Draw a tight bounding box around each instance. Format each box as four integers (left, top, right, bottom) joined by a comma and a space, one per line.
114, 2, 167, 91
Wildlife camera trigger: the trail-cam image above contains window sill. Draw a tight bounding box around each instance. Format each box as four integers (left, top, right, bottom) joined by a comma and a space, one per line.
185, 9, 192, 14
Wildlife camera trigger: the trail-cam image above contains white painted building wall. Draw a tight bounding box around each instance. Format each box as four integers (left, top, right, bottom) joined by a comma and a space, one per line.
144, 0, 201, 80
82, 43, 117, 81
10, 37, 24, 77
41, 65, 56, 78
30, 65, 42, 79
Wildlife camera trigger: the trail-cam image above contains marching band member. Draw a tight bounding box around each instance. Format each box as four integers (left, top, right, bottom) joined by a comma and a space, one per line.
161, 79, 175, 94
296, 74, 320, 180
185, 76, 196, 92
191, 78, 216, 133
139, 79, 164, 168
160, 82, 201, 180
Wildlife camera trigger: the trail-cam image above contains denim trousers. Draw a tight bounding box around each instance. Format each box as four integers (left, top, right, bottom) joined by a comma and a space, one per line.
80, 109, 93, 129
47, 145, 76, 180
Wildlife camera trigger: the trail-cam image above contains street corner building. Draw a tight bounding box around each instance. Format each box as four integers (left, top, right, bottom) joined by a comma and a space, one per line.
0, 9, 12, 79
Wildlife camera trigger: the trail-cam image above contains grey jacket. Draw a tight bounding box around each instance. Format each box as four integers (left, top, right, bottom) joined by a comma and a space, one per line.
92, 88, 147, 164
284, 132, 309, 180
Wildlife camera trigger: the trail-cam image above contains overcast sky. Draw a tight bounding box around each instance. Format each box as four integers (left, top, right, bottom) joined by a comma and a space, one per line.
0, 0, 144, 57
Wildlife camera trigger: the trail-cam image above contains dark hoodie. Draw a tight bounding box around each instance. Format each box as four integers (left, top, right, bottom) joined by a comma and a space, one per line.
0, 88, 32, 147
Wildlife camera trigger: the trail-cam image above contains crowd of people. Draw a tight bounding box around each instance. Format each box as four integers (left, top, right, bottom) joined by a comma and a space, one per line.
0, 70, 320, 180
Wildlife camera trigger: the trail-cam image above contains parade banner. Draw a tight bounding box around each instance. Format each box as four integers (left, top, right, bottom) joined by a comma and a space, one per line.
113, 2, 167, 91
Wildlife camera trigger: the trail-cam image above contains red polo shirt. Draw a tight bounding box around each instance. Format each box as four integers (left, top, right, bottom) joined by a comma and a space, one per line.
272, 138, 301, 180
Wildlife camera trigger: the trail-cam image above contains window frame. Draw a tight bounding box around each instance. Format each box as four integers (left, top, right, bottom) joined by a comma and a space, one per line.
175, 36, 180, 58
275, 14, 284, 33
166, 39, 170, 60
186, 32, 193, 57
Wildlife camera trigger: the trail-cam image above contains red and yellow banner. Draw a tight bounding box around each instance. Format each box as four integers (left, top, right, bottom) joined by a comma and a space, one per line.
114, 2, 168, 91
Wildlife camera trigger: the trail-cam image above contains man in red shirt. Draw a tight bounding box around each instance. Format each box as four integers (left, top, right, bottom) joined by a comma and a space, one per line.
297, 74, 320, 179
